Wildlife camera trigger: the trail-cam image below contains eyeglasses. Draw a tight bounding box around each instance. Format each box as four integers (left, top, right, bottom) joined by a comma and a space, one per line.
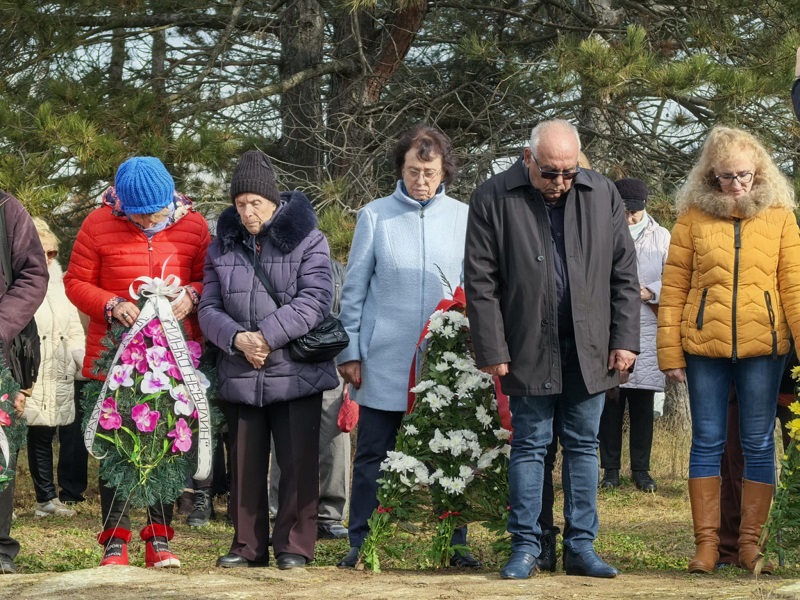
403, 167, 442, 181
531, 156, 580, 181
45, 250, 57, 259
715, 172, 754, 186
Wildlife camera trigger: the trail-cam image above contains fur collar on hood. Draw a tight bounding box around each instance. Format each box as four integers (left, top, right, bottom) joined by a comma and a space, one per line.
680, 182, 786, 220
217, 189, 318, 254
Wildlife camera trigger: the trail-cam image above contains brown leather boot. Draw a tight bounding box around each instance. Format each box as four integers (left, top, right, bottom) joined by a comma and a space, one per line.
738, 479, 774, 572
687, 476, 721, 573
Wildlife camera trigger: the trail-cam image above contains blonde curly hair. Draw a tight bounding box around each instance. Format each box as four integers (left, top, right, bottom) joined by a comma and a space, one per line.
676, 125, 795, 215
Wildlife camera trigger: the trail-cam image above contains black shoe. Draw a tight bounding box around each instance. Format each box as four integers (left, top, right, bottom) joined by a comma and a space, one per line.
216, 553, 268, 568
500, 551, 536, 579
277, 553, 307, 570
187, 488, 214, 527
449, 550, 482, 568
536, 528, 559, 573
632, 470, 657, 492
563, 546, 618, 578
337, 546, 360, 568
317, 522, 348, 540
0, 553, 15, 574
599, 469, 620, 489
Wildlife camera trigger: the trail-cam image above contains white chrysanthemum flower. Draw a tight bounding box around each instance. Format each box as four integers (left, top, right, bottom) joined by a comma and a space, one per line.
477, 448, 501, 469
404, 424, 419, 436
413, 464, 430, 485
433, 362, 450, 373
494, 428, 512, 441
429, 429, 447, 454
459, 465, 475, 484
441, 351, 459, 363
429, 468, 444, 482
438, 476, 467, 495
440, 325, 457, 339
500, 444, 511, 457
452, 357, 474, 372
434, 385, 455, 401
410, 380, 436, 394
475, 405, 493, 429
428, 310, 445, 332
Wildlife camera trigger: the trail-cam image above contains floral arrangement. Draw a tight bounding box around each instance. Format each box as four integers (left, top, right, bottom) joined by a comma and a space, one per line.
762, 364, 800, 571
0, 345, 26, 494
359, 296, 511, 572
83, 276, 215, 508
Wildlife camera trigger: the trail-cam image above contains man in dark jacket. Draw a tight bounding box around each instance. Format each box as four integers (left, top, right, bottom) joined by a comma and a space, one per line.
0, 193, 49, 573
464, 120, 640, 580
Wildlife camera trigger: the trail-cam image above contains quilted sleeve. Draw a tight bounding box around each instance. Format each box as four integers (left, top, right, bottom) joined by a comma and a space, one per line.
778, 212, 800, 346
657, 213, 694, 370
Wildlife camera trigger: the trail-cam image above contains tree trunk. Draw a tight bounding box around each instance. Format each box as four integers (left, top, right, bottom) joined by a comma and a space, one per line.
109, 27, 125, 91
280, 0, 325, 188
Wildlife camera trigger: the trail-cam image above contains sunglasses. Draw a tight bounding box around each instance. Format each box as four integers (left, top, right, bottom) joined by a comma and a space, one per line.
531, 156, 580, 181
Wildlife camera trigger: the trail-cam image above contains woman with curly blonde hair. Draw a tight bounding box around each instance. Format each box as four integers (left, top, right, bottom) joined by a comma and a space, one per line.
657, 125, 800, 574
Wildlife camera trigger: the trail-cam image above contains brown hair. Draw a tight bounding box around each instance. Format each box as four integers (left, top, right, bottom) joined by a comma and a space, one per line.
392, 124, 458, 186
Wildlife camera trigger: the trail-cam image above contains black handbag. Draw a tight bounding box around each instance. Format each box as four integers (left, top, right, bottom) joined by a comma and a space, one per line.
248, 250, 349, 363
0, 197, 41, 389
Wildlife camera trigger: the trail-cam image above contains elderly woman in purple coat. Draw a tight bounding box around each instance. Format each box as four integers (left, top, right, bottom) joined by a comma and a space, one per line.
198, 150, 337, 570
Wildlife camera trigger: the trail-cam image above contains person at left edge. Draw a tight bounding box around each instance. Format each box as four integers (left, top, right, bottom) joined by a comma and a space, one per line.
0, 192, 49, 574
64, 156, 210, 568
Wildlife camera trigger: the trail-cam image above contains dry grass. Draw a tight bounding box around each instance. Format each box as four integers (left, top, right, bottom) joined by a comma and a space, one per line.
6, 418, 800, 582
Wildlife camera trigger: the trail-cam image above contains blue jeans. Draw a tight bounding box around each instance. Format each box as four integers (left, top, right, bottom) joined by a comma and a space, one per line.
685, 353, 786, 484
508, 376, 605, 556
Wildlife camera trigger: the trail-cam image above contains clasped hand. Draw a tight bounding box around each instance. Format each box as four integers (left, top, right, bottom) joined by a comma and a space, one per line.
235, 331, 271, 369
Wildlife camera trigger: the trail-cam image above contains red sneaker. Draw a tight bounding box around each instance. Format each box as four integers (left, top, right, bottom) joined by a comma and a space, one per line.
141, 524, 180, 568
97, 528, 132, 567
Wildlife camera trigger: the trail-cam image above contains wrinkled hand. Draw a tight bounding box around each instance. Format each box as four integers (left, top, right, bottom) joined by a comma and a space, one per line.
234, 332, 270, 369
171, 293, 194, 321
640, 286, 653, 302
338, 361, 362, 389
480, 363, 509, 377
13, 393, 25, 417
663, 368, 686, 383
112, 301, 140, 327
608, 349, 636, 372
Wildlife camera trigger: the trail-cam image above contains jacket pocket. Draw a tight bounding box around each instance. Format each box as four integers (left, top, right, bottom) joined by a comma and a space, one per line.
765, 291, 778, 360
696, 288, 709, 330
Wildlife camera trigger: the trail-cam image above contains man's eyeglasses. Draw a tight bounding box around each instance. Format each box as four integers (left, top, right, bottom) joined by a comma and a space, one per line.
404, 167, 441, 181
531, 156, 580, 181
715, 172, 754, 186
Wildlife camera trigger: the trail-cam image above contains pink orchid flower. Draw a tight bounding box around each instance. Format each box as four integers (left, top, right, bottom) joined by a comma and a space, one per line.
186, 341, 202, 369
121, 343, 148, 374
167, 418, 192, 453
131, 403, 160, 433
99, 397, 122, 430
146, 346, 171, 373
108, 364, 135, 391
0, 409, 10, 427
141, 370, 172, 394
169, 385, 195, 416
144, 320, 170, 347
121, 331, 146, 347
0, 393, 8, 403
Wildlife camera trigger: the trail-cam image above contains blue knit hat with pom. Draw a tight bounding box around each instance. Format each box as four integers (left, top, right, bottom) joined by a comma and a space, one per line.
115, 157, 175, 214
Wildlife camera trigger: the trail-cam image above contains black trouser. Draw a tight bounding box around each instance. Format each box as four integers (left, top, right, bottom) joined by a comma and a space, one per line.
598, 388, 655, 471
27, 425, 59, 503
99, 482, 174, 534
57, 381, 89, 503
0, 454, 19, 559
225, 394, 323, 563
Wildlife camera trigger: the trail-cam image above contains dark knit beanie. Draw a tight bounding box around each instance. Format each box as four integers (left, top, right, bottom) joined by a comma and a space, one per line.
614, 178, 649, 212
115, 157, 175, 214
229, 150, 280, 204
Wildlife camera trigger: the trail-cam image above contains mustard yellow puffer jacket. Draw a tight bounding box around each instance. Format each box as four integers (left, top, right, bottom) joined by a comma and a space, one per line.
657, 192, 800, 370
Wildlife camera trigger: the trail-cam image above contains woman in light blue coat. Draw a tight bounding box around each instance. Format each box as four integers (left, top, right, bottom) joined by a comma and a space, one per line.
336, 124, 479, 568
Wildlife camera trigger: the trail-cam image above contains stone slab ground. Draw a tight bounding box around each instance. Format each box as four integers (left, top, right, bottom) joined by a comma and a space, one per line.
0, 565, 797, 600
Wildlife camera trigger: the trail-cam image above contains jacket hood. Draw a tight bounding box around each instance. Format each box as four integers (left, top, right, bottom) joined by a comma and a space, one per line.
217, 189, 318, 255
679, 181, 787, 220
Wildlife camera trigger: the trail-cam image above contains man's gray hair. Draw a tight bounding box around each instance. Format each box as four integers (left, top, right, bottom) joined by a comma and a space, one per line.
528, 120, 582, 156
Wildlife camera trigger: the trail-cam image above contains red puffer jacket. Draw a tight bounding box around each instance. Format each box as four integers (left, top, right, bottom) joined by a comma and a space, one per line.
64, 189, 211, 380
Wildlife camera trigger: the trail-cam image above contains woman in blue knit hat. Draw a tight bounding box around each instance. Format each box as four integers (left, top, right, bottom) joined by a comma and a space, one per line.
64, 156, 211, 568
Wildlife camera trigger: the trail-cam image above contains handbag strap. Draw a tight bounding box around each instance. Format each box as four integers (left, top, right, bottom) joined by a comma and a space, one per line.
245, 244, 284, 309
